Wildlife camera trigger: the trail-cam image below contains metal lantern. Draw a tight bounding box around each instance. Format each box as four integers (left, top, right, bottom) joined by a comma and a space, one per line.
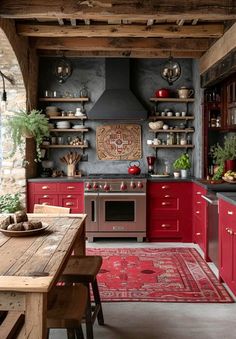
161, 56, 181, 86
54, 57, 72, 83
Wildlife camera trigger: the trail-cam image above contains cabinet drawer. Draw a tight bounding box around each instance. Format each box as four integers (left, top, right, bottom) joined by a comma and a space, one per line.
148, 182, 190, 198
148, 217, 180, 239
32, 183, 58, 194
151, 197, 179, 211
151, 219, 179, 232
58, 183, 84, 193
33, 194, 59, 206
60, 196, 81, 208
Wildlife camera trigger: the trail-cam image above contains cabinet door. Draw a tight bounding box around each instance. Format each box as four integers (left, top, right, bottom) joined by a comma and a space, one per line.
58, 182, 84, 213
192, 183, 207, 254
27, 183, 58, 212
147, 182, 192, 241
226, 78, 236, 128
219, 199, 236, 293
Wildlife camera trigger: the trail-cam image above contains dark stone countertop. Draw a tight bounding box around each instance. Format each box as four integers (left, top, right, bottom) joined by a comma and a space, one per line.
217, 192, 236, 206
27, 176, 236, 192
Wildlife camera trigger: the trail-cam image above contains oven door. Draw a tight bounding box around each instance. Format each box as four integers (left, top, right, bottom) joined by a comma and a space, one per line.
98, 193, 146, 232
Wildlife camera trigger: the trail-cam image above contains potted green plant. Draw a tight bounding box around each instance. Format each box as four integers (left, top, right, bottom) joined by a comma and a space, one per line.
173, 153, 191, 178
5, 109, 49, 162
210, 135, 236, 175
0, 193, 22, 213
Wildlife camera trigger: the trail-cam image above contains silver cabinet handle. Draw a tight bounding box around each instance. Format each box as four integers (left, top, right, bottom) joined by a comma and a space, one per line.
66, 202, 74, 206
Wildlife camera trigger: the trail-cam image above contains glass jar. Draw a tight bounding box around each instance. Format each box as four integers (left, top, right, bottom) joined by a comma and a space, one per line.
80, 84, 88, 98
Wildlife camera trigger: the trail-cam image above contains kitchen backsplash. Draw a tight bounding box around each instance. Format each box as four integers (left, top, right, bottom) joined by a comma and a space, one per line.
38, 58, 202, 177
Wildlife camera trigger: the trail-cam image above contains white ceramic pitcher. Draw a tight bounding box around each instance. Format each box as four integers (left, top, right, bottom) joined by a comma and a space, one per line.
178, 87, 194, 99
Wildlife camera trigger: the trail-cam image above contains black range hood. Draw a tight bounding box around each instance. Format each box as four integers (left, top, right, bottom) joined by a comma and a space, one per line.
88, 59, 147, 120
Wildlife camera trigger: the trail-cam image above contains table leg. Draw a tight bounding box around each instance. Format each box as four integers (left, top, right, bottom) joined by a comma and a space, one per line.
23, 292, 47, 339
73, 220, 85, 256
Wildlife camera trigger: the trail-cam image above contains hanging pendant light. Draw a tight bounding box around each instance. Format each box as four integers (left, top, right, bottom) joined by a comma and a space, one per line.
54, 57, 72, 84
161, 55, 181, 86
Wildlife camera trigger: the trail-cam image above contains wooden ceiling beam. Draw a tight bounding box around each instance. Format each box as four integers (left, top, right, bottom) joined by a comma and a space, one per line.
38, 49, 203, 58
0, 0, 235, 20
16, 23, 224, 38
32, 37, 211, 52
200, 22, 236, 74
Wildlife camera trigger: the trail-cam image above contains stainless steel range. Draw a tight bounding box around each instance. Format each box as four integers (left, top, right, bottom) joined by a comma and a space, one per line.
84, 174, 147, 242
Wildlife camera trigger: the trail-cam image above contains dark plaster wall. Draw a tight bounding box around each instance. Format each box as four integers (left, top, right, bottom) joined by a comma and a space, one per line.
38, 57, 202, 176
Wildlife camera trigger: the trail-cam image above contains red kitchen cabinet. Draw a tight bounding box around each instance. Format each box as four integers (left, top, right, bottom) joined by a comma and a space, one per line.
58, 182, 84, 213
192, 183, 207, 256
147, 182, 192, 242
27, 182, 84, 213
219, 199, 236, 295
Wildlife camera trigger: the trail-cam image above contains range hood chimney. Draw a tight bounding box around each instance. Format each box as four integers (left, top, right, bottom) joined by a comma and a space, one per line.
88, 59, 147, 120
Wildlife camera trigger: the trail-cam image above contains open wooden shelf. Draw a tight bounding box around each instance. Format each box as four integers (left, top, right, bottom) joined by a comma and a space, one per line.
149, 116, 194, 120
39, 97, 89, 102
149, 129, 194, 133
48, 116, 87, 120
41, 145, 88, 149
150, 98, 194, 103
49, 128, 89, 132
150, 145, 195, 149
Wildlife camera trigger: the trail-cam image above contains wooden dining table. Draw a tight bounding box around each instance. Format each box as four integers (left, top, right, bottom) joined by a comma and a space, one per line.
0, 213, 87, 339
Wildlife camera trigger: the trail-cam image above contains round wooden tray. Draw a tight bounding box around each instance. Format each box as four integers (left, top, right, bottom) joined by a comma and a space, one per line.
0, 223, 49, 237
222, 177, 236, 184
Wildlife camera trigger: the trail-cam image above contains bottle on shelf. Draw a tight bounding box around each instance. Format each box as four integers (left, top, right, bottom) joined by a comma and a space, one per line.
176, 133, 180, 145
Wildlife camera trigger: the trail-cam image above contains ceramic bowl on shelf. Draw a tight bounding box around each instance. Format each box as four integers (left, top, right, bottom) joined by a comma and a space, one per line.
149, 121, 164, 130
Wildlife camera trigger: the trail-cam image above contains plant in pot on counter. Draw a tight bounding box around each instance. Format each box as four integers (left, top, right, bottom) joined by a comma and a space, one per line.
173, 153, 191, 178
5, 109, 49, 162
210, 135, 236, 181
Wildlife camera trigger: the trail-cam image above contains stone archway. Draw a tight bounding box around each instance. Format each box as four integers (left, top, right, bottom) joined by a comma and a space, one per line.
0, 19, 27, 199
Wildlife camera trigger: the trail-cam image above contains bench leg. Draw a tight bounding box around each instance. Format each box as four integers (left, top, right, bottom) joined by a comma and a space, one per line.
92, 279, 104, 325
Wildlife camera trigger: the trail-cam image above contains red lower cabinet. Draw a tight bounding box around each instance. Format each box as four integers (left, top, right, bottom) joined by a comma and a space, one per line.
219, 199, 236, 295
27, 182, 84, 213
147, 182, 192, 242
192, 183, 207, 256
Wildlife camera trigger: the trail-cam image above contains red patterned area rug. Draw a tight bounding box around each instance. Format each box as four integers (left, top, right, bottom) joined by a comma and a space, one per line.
86, 247, 233, 303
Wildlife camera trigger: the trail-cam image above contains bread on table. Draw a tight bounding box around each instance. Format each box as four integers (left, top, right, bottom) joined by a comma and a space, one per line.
1, 211, 43, 231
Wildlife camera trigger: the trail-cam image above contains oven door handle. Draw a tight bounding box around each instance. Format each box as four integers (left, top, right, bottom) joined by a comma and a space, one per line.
84, 193, 99, 196
201, 194, 218, 205
98, 193, 146, 196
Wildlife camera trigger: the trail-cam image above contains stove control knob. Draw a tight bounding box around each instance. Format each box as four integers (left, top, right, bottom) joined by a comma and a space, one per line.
130, 181, 136, 189
93, 182, 99, 190
120, 182, 127, 191
85, 182, 92, 190
104, 183, 110, 191
137, 181, 143, 189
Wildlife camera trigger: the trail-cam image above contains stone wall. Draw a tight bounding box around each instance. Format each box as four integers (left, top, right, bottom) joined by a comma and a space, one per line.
0, 19, 27, 201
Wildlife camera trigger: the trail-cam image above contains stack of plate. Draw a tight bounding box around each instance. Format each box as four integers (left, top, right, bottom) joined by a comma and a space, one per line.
56, 121, 70, 129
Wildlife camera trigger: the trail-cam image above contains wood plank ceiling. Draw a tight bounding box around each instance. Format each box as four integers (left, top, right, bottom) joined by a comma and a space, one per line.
0, 0, 235, 58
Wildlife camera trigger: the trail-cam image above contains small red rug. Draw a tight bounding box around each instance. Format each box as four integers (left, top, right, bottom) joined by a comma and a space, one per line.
86, 247, 233, 303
